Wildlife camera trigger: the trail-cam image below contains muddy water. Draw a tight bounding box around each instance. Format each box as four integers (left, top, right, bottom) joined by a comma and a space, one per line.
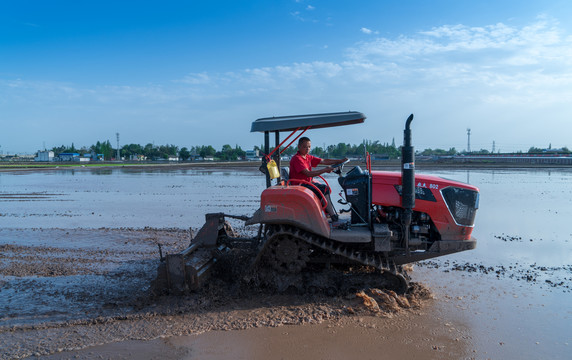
416, 168, 572, 359
0, 168, 264, 229
1, 166, 571, 359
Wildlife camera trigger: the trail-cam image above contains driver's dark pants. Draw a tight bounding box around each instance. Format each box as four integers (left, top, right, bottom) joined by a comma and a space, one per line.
301, 182, 330, 198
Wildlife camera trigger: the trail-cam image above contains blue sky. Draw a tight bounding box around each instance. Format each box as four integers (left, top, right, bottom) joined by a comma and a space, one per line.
1, 0, 571, 154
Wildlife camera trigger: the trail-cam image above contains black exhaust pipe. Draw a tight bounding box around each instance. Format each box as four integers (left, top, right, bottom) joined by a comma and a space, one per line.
401, 114, 415, 256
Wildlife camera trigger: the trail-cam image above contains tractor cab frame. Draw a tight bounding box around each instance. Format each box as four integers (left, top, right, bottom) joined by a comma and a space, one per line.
251, 111, 366, 188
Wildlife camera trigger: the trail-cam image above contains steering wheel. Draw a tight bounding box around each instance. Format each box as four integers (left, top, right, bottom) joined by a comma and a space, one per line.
331, 159, 350, 175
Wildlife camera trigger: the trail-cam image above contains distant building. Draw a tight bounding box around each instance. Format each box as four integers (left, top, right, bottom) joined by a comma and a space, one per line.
188, 153, 201, 161
82, 152, 104, 161
7, 154, 35, 162
543, 148, 565, 153
129, 154, 146, 161
246, 149, 260, 161
58, 153, 81, 162
35, 151, 55, 162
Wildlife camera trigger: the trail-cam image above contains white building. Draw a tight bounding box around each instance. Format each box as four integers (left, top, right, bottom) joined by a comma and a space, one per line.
35, 151, 55, 162
245, 149, 260, 161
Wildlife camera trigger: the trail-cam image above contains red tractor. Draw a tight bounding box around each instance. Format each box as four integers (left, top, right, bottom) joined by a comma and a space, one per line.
154, 112, 479, 294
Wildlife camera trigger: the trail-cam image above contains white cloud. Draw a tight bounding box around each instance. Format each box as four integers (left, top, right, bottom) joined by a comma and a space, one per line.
174, 17, 572, 150
3, 16, 571, 153
361, 27, 379, 35
351, 16, 571, 65
179, 72, 211, 85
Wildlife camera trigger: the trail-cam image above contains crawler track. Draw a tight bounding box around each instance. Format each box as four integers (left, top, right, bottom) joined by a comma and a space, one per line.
256, 224, 410, 294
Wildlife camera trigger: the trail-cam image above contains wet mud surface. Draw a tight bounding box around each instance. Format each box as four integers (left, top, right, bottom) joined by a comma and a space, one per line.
1, 167, 571, 359
0, 228, 431, 359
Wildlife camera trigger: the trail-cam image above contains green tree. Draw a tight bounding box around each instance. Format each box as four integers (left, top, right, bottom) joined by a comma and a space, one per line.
473, 149, 490, 155
310, 146, 325, 158
217, 144, 245, 161
157, 144, 179, 159
234, 144, 246, 159
179, 147, 191, 161
331, 143, 348, 157
121, 143, 144, 159
281, 146, 296, 156
51, 145, 66, 155
51, 144, 82, 155
90, 140, 114, 160
199, 145, 216, 158
528, 147, 543, 154
420, 148, 458, 156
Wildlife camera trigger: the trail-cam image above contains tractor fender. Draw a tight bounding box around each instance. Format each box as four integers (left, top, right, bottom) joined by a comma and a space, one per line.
246, 185, 331, 238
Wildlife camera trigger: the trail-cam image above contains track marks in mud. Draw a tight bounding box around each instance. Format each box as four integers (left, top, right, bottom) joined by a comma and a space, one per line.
0, 280, 434, 360
0, 228, 191, 328
0, 227, 436, 359
0, 243, 127, 277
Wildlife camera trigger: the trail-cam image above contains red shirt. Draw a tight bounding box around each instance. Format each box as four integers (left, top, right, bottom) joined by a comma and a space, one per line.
289, 151, 322, 183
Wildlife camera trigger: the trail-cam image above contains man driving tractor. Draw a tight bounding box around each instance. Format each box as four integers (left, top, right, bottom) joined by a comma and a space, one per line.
289, 136, 348, 222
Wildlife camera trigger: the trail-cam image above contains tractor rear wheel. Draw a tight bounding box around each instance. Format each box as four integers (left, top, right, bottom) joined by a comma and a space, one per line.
264, 234, 310, 274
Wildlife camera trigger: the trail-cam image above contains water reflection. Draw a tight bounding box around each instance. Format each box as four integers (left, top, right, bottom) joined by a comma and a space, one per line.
92, 169, 113, 175
1, 167, 570, 269
426, 168, 572, 269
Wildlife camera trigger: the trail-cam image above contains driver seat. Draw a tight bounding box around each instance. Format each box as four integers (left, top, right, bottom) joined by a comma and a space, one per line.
281, 167, 290, 182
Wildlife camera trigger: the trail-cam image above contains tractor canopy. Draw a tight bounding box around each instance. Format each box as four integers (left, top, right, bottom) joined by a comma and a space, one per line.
251, 111, 366, 132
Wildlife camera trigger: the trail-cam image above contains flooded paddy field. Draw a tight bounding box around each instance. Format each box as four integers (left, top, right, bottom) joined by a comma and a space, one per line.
0, 166, 571, 359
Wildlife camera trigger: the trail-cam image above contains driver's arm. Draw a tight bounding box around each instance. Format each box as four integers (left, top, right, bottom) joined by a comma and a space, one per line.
320, 157, 348, 166
301, 167, 333, 178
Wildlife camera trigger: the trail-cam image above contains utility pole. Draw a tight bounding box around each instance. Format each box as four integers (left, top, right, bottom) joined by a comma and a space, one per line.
467, 128, 471, 153
116, 133, 120, 161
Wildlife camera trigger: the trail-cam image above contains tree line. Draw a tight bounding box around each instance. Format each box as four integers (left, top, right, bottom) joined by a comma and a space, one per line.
50, 141, 248, 161
48, 139, 404, 161
47, 139, 570, 161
